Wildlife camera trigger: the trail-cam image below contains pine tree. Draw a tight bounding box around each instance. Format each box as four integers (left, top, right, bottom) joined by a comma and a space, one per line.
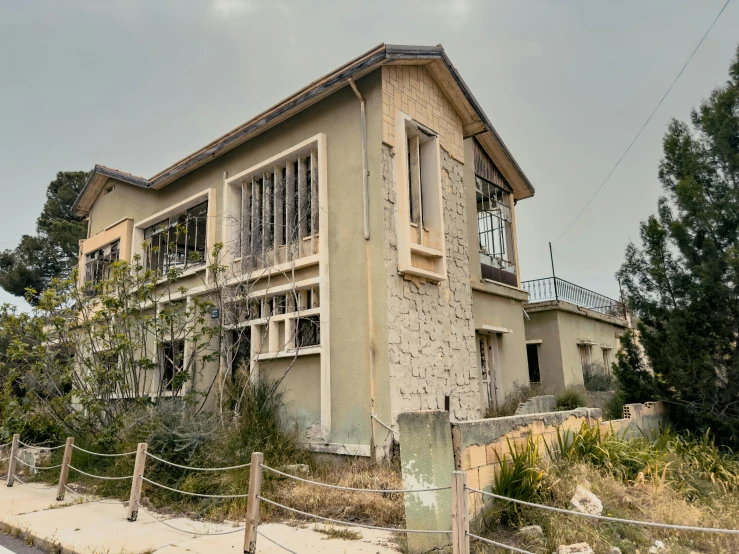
0, 171, 88, 304
617, 47, 739, 445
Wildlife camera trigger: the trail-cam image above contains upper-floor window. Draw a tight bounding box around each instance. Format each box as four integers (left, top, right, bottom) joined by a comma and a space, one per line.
144, 201, 208, 273
394, 112, 447, 282
476, 176, 514, 272
84, 240, 119, 286
473, 138, 516, 287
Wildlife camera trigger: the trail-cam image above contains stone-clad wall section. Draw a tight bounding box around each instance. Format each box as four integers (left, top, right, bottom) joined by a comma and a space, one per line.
383, 144, 480, 423
381, 65, 465, 163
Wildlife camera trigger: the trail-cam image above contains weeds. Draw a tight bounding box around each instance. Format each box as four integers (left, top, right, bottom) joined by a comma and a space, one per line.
313, 525, 363, 541
485, 382, 545, 418
555, 386, 587, 411
582, 362, 614, 392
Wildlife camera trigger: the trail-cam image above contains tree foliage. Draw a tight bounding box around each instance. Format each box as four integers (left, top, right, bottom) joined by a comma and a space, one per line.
617, 47, 739, 445
0, 171, 89, 304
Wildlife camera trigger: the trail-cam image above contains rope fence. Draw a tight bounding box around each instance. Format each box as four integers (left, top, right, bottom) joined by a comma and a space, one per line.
256, 529, 302, 554
18, 440, 66, 450
258, 495, 451, 534
145, 451, 251, 471
137, 502, 246, 536
68, 464, 133, 481
72, 444, 137, 457
142, 476, 250, 498
467, 532, 535, 554
13, 456, 63, 471
8, 435, 739, 554
260, 463, 450, 493
467, 486, 739, 535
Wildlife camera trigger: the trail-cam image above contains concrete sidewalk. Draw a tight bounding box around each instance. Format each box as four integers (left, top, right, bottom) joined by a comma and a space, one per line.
0, 481, 400, 553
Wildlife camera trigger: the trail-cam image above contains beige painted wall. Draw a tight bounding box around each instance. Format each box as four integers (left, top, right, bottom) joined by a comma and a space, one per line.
472, 289, 530, 401
85, 71, 385, 451
525, 304, 626, 392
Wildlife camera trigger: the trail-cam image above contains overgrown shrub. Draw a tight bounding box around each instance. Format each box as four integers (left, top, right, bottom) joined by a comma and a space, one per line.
582, 362, 614, 392
555, 385, 587, 411
485, 382, 544, 418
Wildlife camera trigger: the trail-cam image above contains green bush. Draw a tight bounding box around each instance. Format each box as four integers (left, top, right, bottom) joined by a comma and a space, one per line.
484, 436, 545, 526
555, 386, 587, 411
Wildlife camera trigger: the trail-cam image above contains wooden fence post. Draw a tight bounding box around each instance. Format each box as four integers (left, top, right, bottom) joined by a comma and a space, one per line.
126, 442, 148, 521
55, 437, 75, 501
5, 434, 19, 487
243, 452, 264, 554
451, 470, 469, 554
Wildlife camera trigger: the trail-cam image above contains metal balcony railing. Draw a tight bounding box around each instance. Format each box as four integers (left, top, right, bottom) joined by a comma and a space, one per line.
521, 277, 626, 320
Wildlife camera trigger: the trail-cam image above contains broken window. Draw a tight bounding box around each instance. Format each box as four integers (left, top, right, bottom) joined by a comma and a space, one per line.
474, 139, 517, 287
84, 240, 120, 288
578, 344, 592, 369
477, 177, 514, 273
144, 201, 208, 274
241, 151, 319, 266
602, 347, 613, 374
296, 315, 320, 348
230, 330, 251, 376
161, 339, 185, 391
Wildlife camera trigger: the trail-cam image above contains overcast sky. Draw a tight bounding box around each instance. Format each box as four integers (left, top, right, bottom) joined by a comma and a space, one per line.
1, 0, 737, 309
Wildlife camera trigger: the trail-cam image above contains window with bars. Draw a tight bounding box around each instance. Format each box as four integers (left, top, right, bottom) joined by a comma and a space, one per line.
84, 240, 120, 287
241, 151, 319, 266
161, 339, 185, 391
476, 176, 514, 273
296, 315, 320, 348
144, 201, 208, 274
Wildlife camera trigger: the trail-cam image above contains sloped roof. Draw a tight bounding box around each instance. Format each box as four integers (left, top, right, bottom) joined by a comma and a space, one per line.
73, 43, 534, 216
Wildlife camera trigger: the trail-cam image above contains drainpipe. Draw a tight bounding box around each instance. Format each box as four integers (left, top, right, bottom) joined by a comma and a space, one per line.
348, 77, 370, 240
348, 77, 378, 463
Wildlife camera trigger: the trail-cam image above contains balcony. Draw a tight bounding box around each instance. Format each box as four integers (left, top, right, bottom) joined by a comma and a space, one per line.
521, 277, 626, 320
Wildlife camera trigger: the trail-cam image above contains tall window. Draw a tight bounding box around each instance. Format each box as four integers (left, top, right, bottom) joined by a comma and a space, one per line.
230, 330, 251, 375
161, 339, 185, 391
476, 176, 514, 272
84, 240, 120, 286
578, 344, 592, 369
144, 201, 208, 273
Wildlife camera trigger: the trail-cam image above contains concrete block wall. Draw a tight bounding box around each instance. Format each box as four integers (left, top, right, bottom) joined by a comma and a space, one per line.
453, 409, 601, 514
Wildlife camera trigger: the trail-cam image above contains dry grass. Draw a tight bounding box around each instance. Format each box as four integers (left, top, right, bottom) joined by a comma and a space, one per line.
476, 462, 739, 554
268, 459, 406, 528
313, 524, 363, 541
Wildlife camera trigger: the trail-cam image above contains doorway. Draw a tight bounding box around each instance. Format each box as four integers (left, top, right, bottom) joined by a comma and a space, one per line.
477, 332, 501, 413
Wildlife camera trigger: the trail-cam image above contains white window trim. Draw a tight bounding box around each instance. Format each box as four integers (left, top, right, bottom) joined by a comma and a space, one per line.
131, 187, 216, 279
394, 110, 447, 282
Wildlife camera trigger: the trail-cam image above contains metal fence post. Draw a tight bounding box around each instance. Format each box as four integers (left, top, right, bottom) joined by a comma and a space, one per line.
451, 470, 469, 554
56, 437, 74, 500
243, 452, 264, 554
5, 434, 19, 487
127, 442, 148, 521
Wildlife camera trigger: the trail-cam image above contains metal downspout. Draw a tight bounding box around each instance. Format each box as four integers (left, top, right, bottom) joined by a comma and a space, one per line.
348, 77, 378, 462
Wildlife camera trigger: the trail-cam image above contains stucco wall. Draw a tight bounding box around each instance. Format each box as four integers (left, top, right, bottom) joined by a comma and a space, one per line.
383, 143, 481, 423
85, 70, 386, 450
472, 288, 531, 404
525, 304, 626, 392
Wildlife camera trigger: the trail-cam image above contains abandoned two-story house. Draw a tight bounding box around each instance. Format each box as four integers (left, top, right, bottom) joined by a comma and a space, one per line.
72, 44, 539, 459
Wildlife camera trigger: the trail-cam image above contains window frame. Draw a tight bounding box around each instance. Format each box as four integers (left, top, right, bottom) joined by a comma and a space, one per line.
133, 189, 214, 279
394, 111, 447, 282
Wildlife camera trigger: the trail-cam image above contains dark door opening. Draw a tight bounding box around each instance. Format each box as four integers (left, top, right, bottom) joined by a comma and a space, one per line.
526, 343, 540, 384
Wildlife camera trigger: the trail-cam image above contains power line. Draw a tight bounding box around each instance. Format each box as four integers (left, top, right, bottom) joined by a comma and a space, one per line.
555, 0, 732, 243
552, 247, 618, 284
